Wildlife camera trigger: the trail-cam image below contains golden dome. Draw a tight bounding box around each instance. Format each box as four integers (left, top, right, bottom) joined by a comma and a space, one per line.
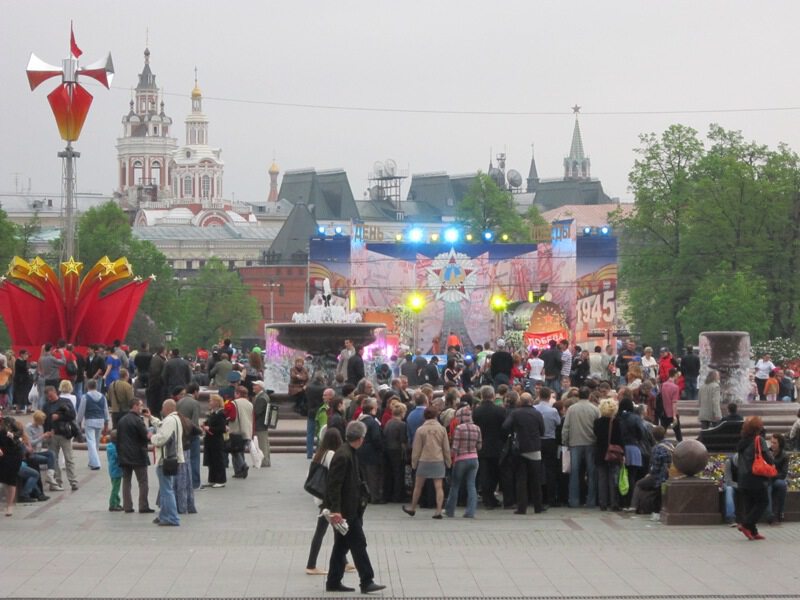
191, 85, 202, 99
269, 160, 280, 174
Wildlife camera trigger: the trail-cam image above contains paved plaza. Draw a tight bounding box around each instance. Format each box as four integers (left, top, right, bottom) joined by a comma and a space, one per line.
1, 451, 799, 599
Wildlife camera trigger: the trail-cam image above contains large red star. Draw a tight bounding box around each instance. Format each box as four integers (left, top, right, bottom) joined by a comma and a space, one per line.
431, 255, 473, 297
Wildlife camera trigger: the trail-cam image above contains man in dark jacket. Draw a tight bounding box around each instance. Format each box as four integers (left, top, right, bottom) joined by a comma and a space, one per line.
147, 346, 167, 417
324, 421, 385, 594
503, 392, 545, 514
424, 356, 441, 387
489, 339, 513, 387
540, 340, 563, 395
43, 386, 78, 491
305, 374, 327, 459
356, 397, 384, 503
117, 399, 153, 513
133, 342, 152, 389
163, 349, 192, 396
472, 385, 507, 509
680, 346, 701, 400
346, 346, 365, 386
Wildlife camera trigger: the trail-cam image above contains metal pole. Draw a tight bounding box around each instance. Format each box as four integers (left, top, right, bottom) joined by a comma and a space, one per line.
270, 289, 274, 323
58, 143, 80, 261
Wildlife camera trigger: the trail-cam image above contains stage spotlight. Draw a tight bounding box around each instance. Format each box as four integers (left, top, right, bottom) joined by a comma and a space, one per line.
317, 225, 326, 235
490, 294, 507, 312
500, 233, 510, 242
465, 233, 474, 242
483, 231, 494, 242
394, 233, 403, 242
407, 292, 425, 313
583, 226, 592, 235
431, 233, 440, 242
444, 228, 459, 243
600, 226, 610, 235
334, 226, 343, 235
408, 228, 424, 243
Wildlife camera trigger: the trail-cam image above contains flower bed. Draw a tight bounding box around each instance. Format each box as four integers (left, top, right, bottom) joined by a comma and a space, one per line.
702, 452, 800, 491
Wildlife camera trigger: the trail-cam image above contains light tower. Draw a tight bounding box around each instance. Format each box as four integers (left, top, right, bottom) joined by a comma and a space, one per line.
26, 24, 113, 262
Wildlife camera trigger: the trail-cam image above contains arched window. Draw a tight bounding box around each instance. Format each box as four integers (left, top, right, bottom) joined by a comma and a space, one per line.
184, 175, 193, 197
151, 161, 161, 187
133, 161, 143, 185
202, 175, 211, 198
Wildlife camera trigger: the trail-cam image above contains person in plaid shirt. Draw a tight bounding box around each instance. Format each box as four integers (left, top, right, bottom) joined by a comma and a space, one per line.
445, 406, 482, 518
631, 426, 673, 516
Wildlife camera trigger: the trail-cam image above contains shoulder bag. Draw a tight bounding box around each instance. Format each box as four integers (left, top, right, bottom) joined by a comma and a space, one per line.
304, 461, 328, 499
752, 437, 777, 478
604, 417, 625, 464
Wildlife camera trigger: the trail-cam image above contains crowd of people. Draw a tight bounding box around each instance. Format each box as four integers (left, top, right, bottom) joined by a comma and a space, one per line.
0, 339, 276, 523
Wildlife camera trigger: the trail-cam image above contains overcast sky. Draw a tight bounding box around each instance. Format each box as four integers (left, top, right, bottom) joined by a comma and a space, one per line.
3, 0, 800, 205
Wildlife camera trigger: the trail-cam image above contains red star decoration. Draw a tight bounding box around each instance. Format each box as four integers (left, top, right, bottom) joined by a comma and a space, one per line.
431, 255, 473, 297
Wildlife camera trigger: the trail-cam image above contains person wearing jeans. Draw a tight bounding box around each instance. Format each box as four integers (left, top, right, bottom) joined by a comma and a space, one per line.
767, 433, 788, 523
17, 462, 49, 502
76, 379, 110, 470
150, 400, 184, 526
561, 389, 600, 508
445, 406, 482, 518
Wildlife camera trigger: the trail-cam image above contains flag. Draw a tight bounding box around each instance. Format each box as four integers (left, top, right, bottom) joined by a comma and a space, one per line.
70, 22, 82, 58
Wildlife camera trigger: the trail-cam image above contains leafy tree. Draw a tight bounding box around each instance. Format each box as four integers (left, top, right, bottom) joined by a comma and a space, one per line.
678, 266, 770, 343
0, 208, 20, 347
176, 258, 260, 352
611, 124, 704, 349
457, 173, 531, 241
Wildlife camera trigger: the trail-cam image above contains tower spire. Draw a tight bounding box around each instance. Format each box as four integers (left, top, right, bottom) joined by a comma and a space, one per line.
526, 143, 539, 192
564, 105, 590, 180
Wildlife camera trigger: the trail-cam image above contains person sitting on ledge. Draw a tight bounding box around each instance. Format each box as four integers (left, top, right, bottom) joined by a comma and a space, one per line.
630, 426, 673, 518
719, 403, 744, 424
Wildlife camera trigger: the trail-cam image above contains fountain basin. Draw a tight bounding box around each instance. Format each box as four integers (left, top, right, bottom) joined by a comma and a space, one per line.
267, 322, 385, 357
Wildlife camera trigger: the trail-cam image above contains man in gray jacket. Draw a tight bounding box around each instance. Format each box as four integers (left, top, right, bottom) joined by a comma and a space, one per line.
561, 387, 600, 508
39, 343, 65, 389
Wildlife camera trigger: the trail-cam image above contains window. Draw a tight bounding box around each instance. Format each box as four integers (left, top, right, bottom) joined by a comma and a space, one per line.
228, 260, 235, 269
202, 175, 211, 198
186, 260, 193, 270
151, 161, 161, 187
246, 260, 253, 267
153, 126, 158, 136
184, 176, 193, 197
133, 161, 143, 186
199, 260, 206, 268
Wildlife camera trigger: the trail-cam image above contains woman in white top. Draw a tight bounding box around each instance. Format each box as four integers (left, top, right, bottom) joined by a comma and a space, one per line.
527, 349, 545, 384
640, 347, 658, 383
58, 380, 78, 412
305, 428, 354, 575
754, 353, 775, 401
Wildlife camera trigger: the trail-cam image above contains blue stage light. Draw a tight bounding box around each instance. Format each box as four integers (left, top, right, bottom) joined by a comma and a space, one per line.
444, 227, 459, 243
408, 227, 424, 243
334, 226, 343, 235
317, 225, 326, 235
600, 226, 610, 235
583, 226, 592, 235
483, 231, 494, 241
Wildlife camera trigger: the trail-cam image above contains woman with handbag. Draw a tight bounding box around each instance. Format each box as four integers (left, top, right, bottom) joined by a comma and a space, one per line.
736, 416, 775, 540
202, 394, 228, 488
593, 399, 623, 511
305, 428, 354, 576
403, 407, 452, 519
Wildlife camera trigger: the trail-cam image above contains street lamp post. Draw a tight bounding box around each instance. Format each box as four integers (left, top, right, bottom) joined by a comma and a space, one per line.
264, 281, 282, 323
661, 329, 670, 352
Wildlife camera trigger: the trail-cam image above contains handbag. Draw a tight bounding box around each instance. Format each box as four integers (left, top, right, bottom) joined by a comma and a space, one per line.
604, 417, 625, 464
304, 461, 328, 499
561, 446, 571, 474
162, 430, 179, 476
618, 464, 630, 496
752, 437, 777, 478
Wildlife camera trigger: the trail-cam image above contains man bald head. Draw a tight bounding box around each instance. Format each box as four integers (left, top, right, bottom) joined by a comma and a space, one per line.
161, 399, 177, 416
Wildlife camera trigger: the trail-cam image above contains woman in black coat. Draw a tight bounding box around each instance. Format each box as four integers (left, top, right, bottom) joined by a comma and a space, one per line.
202, 394, 228, 487
736, 416, 774, 540
0, 417, 24, 516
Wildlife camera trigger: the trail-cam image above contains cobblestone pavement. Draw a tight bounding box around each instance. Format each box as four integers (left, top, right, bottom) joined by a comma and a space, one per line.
1, 453, 798, 598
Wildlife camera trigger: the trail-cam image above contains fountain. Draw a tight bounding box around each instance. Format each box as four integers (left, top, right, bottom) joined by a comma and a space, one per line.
698, 331, 751, 403
267, 279, 385, 380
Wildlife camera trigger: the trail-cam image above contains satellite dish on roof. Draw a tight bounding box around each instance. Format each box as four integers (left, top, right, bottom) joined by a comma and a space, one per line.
507, 169, 523, 188
384, 158, 397, 176
489, 167, 505, 188
373, 161, 384, 177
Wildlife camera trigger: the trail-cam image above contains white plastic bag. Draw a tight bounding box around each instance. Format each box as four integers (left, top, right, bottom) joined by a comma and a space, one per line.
28, 386, 39, 407
249, 439, 264, 469
561, 446, 571, 474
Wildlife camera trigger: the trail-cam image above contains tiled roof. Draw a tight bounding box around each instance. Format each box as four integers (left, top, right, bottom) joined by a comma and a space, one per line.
540, 203, 632, 228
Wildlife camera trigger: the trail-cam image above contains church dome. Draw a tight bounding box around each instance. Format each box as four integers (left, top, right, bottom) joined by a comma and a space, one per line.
269, 160, 280, 174
191, 84, 202, 99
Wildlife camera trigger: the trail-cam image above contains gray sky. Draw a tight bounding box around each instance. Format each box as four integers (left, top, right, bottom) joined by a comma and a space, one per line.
3, 0, 800, 204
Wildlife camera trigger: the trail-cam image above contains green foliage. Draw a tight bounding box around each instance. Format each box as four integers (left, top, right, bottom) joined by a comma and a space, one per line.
615, 124, 800, 348
457, 173, 531, 242
176, 258, 260, 352
678, 267, 769, 344
0, 207, 20, 269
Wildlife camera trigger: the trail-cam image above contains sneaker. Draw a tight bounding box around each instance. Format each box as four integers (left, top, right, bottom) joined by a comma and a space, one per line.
70, 483, 79, 491
650, 512, 660, 522
36, 495, 50, 502
211, 483, 225, 488
49, 483, 64, 492
305, 567, 327, 575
